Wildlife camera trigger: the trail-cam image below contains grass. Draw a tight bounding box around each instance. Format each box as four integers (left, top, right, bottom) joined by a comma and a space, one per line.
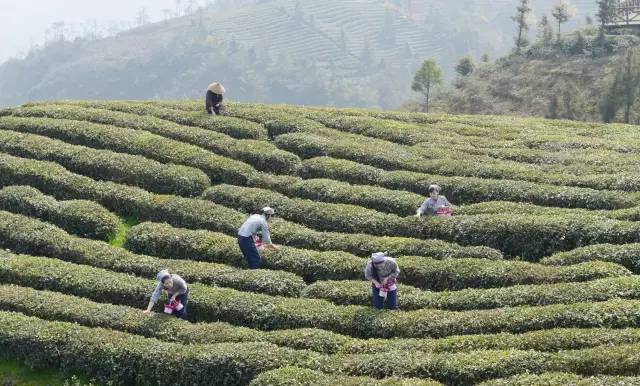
108, 216, 139, 248
0, 359, 95, 386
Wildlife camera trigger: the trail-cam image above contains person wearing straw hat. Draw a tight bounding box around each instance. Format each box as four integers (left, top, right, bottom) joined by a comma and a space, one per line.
364, 252, 400, 310
237, 206, 280, 269
205, 81, 226, 115
416, 184, 453, 217
143, 269, 189, 319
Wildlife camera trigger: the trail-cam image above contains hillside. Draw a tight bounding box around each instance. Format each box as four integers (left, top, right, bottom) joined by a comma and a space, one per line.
437, 27, 640, 123
0, 0, 598, 109
1, 101, 640, 383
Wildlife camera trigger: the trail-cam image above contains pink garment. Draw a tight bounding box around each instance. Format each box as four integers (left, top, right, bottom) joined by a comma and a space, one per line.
375, 278, 398, 298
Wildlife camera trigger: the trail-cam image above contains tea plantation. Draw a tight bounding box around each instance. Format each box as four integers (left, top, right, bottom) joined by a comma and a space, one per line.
1, 100, 640, 385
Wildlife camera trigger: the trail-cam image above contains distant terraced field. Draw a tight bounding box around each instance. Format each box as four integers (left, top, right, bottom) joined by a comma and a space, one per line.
1, 100, 640, 385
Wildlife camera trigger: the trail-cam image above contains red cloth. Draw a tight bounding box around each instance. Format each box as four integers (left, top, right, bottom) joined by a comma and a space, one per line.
436, 206, 453, 217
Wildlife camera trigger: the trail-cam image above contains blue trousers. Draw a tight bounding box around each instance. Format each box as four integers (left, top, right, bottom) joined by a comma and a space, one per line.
172, 292, 189, 320
238, 235, 261, 269
372, 284, 398, 310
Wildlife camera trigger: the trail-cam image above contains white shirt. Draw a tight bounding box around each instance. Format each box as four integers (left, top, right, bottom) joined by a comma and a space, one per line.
238, 214, 272, 244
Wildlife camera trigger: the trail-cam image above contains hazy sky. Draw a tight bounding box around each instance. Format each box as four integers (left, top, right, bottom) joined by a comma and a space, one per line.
0, 0, 178, 63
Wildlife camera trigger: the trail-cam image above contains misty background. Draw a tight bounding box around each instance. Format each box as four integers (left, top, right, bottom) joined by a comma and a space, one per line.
0, 0, 180, 63
0, 0, 599, 109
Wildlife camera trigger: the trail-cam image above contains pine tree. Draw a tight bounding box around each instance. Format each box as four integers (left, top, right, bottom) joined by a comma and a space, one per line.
597, 0, 617, 26
512, 0, 532, 54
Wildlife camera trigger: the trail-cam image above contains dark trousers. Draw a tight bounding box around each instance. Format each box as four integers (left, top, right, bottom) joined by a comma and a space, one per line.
372, 284, 398, 310
173, 292, 189, 320
207, 105, 221, 115
238, 235, 261, 269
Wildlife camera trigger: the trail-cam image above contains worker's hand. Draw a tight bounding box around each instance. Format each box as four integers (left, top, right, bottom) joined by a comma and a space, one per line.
143, 309, 151, 315
170, 295, 177, 303
382, 277, 389, 286
267, 244, 280, 251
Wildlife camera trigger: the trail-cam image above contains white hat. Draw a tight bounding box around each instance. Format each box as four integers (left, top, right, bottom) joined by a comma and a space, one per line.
371, 252, 388, 263
207, 82, 226, 95
262, 206, 275, 215
156, 269, 170, 282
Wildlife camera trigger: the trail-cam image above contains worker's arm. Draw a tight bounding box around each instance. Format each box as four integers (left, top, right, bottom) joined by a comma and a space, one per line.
260, 221, 279, 250
143, 282, 163, 314
416, 198, 430, 217
364, 263, 382, 287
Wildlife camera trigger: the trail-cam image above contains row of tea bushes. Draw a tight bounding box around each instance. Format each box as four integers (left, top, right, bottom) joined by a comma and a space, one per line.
271, 122, 640, 192
7, 284, 640, 356
26, 100, 269, 139
125, 222, 628, 291
16, 305, 640, 385
4, 251, 640, 339
479, 372, 640, 386
250, 367, 439, 386
299, 157, 639, 210
541, 243, 640, 273
204, 184, 640, 259
0, 211, 306, 297
0, 153, 500, 260
301, 274, 640, 311
0, 185, 119, 241
251, 173, 424, 216
0, 311, 315, 386
0, 115, 258, 185
0, 128, 210, 196
5, 104, 301, 174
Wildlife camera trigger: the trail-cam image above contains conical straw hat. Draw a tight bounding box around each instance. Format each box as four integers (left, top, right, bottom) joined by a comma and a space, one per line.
208, 82, 226, 95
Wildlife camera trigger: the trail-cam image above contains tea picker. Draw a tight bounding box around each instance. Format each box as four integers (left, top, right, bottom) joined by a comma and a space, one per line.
143, 269, 189, 319
416, 184, 454, 217
237, 206, 280, 269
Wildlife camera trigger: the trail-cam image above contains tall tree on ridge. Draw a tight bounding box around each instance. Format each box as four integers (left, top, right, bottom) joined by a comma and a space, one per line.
412, 59, 442, 113
512, 0, 532, 54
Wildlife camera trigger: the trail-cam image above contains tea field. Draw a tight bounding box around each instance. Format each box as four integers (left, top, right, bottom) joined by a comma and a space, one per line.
1, 100, 640, 385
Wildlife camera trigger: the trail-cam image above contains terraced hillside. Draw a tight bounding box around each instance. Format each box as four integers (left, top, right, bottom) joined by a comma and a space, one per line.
0, 0, 599, 109
1, 101, 640, 385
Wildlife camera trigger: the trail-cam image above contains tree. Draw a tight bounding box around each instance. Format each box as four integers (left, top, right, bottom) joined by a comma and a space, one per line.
512, 0, 532, 54
599, 75, 623, 122
50, 21, 67, 42
599, 48, 640, 123
546, 95, 560, 119
570, 31, 586, 55
481, 53, 490, 63
136, 8, 149, 27
455, 57, 475, 76
537, 15, 554, 46
412, 59, 442, 113
551, 1, 574, 40
621, 48, 640, 124
597, 0, 617, 26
